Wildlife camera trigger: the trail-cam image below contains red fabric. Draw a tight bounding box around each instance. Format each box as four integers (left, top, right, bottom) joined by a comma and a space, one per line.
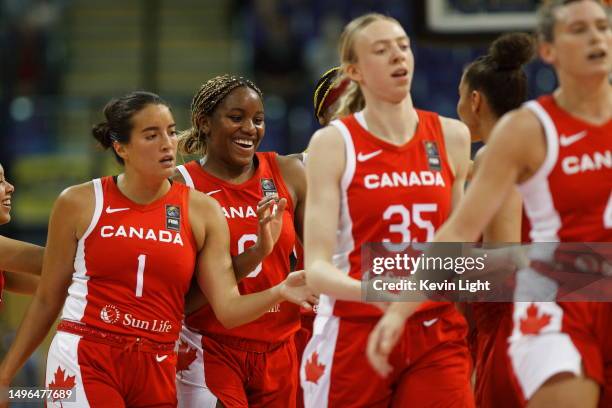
303, 308, 473, 407
329, 110, 455, 319
66, 177, 196, 343
202, 334, 298, 408
184, 152, 300, 343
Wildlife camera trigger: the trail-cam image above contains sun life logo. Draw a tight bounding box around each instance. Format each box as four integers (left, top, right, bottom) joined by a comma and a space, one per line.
100, 304, 121, 324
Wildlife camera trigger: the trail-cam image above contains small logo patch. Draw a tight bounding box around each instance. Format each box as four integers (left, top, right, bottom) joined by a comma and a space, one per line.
261, 178, 278, 198
166, 205, 181, 231
423, 141, 441, 171
100, 304, 121, 324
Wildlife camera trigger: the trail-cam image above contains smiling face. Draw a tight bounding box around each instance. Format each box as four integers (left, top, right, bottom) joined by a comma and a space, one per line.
113, 104, 178, 180
541, 0, 612, 78
203, 86, 265, 168
347, 18, 414, 104
0, 164, 15, 225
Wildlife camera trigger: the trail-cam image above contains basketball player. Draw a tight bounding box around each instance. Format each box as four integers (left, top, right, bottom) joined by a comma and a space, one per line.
368, 1, 612, 406
456, 32, 535, 408
0, 163, 41, 306
174, 74, 309, 408
300, 13, 474, 407
0, 91, 314, 408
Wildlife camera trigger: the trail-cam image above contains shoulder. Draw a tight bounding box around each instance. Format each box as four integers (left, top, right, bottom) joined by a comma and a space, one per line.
494, 107, 542, 141
276, 153, 305, 178
437, 116, 470, 177
56, 181, 95, 211
51, 182, 96, 235
275, 153, 306, 203
307, 124, 346, 159
285, 152, 305, 163
484, 107, 546, 181
488, 108, 545, 157
438, 116, 471, 153
188, 188, 223, 218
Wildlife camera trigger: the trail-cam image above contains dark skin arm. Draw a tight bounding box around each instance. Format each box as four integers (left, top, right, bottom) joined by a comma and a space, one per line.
177, 164, 291, 314
0, 235, 44, 276
0, 183, 93, 390
3, 272, 39, 295
275, 154, 306, 243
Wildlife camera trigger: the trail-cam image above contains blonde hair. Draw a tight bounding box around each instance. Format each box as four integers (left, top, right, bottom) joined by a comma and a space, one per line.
334, 13, 401, 119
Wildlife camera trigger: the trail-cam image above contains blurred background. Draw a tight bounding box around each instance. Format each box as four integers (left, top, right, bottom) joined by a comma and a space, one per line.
0, 0, 558, 393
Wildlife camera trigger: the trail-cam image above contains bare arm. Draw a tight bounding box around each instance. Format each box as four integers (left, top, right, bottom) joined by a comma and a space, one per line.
472, 147, 523, 243
3, 272, 39, 295
0, 236, 44, 276
0, 183, 93, 386
276, 154, 306, 242
435, 109, 544, 243
192, 191, 314, 329
175, 165, 284, 285
367, 110, 544, 376
440, 116, 471, 211
385, 108, 544, 319
304, 127, 362, 301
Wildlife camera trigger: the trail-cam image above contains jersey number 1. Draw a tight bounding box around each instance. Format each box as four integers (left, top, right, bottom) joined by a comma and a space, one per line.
135, 254, 146, 297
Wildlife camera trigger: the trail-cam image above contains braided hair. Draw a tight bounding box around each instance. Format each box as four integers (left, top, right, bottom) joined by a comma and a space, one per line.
179, 74, 263, 155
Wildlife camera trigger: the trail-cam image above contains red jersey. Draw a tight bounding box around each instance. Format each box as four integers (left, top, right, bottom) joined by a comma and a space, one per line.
60, 176, 197, 343
320, 111, 455, 319
520, 95, 611, 242
178, 152, 299, 343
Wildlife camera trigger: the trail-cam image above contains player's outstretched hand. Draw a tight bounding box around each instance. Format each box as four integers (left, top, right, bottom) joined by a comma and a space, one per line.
279, 270, 319, 310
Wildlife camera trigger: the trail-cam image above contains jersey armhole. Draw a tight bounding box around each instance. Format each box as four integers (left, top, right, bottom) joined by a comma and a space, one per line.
176, 164, 195, 188
330, 119, 356, 192
518, 101, 559, 194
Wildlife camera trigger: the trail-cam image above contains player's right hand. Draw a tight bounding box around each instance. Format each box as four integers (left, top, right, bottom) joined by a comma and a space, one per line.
253, 195, 287, 258
279, 270, 319, 310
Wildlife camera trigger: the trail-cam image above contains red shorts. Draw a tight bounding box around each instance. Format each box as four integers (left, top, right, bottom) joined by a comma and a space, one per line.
177, 326, 298, 408
509, 301, 612, 406
46, 322, 177, 408
472, 303, 523, 408
300, 306, 474, 408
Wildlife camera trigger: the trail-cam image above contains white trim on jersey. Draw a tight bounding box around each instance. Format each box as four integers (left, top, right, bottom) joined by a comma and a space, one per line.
176, 164, 195, 188
510, 102, 582, 401
354, 110, 367, 130
62, 179, 103, 322
316, 119, 357, 317
518, 101, 562, 242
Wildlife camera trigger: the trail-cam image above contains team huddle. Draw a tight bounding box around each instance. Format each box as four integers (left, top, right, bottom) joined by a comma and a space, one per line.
0, 0, 611, 407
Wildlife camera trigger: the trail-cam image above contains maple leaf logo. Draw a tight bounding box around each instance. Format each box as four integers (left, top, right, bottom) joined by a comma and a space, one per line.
520, 303, 552, 335
305, 351, 325, 384
48, 366, 76, 407
176, 340, 197, 373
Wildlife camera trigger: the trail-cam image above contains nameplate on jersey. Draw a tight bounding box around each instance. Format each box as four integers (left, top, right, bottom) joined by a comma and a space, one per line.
165, 205, 181, 232
423, 141, 441, 171
261, 178, 278, 198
